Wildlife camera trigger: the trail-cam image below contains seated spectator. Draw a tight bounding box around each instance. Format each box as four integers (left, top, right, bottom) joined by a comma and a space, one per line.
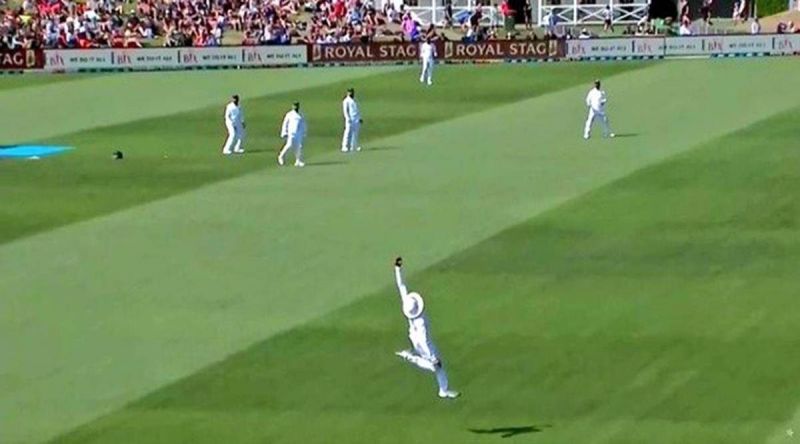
383, 2, 400, 24
750, 17, 760, 34
401, 12, 419, 41
462, 24, 476, 42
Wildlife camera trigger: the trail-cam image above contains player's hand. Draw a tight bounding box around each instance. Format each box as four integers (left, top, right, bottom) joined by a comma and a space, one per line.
395, 257, 403, 267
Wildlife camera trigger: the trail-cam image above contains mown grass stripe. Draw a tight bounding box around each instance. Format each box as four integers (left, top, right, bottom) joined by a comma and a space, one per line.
54, 104, 800, 444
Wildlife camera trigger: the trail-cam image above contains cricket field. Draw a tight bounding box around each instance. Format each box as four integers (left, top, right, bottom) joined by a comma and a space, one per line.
2, 57, 800, 443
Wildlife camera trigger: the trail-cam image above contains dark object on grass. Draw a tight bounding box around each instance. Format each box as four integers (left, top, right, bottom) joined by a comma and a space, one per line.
468, 424, 550, 438
113, 150, 124, 160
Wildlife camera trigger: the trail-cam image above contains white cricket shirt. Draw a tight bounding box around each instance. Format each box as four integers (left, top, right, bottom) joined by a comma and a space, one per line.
224, 102, 242, 127
342, 96, 361, 122
420, 42, 436, 60
281, 110, 306, 138
585, 88, 607, 113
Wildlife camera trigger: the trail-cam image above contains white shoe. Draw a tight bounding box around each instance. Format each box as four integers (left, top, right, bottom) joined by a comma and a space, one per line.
223, 150, 232, 155
419, 78, 424, 83
583, 135, 589, 140
438, 390, 460, 399
277, 156, 284, 166
395, 350, 412, 360
427, 81, 432, 86
609, 133, 616, 138
234, 149, 244, 154
355, 146, 362, 152
341, 147, 349, 153
294, 161, 305, 167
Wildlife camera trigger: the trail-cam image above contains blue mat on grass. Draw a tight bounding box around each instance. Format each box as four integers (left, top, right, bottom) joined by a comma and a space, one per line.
0, 145, 72, 159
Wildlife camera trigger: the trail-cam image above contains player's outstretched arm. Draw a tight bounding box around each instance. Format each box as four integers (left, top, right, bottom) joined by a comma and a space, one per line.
394, 257, 408, 298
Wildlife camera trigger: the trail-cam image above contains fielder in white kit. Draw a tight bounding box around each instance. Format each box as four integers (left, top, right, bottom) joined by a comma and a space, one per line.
419, 38, 436, 86
393, 257, 460, 399
222, 94, 245, 155
278, 101, 307, 167
341, 88, 362, 153
584, 79, 615, 139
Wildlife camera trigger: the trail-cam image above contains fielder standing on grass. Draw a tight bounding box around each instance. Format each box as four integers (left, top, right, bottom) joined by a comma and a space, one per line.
584, 79, 615, 140
341, 88, 362, 153
222, 94, 245, 155
419, 37, 436, 86
393, 257, 460, 399
278, 101, 306, 167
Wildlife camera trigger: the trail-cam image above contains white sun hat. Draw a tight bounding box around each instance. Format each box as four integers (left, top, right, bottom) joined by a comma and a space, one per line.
403, 292, 425, 319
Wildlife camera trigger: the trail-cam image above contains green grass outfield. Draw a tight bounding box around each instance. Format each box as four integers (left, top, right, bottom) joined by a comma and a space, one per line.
2, 58, 800, 444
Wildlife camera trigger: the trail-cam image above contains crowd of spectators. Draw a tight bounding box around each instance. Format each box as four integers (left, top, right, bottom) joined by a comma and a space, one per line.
0, 0, 424, 49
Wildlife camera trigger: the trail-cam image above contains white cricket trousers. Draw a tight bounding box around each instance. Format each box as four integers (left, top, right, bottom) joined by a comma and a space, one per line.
406, 333, 451, 393
420, 59, 434, 85
341, 120, 360, 151
222, 123, 243, 154
584, 109, 611, 138
279, 135, 304, 164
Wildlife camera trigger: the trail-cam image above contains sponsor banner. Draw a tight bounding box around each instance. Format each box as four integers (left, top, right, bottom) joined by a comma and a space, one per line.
44, 46, 306, 71
310, 40, 563, 63
310, 42, 425, 62
631, 37, 666, 57
722, 35, 772, 54
34, 36, 800, 72
568, 35, 793, 59
663, 36, 705, 57
699, 35, 727, 55
566, 38, 634, 58
242, 45, 307, 65
771, 34, 800, 55
112, 48, 179, 68
177, 47, 242, 67
46, 49, 112, 70
665, 35, 773, 56
1, 49, 45, 70
442, 40, 564, 60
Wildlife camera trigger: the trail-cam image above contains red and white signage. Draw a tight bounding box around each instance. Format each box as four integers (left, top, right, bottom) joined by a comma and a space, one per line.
0, 49, 44, 69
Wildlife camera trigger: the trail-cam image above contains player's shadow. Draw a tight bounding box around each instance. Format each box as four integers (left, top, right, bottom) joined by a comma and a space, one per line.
612, 133, 638, 138
311, 160, 347, 166
468, 424, 550, 438
365, 145, 400, 152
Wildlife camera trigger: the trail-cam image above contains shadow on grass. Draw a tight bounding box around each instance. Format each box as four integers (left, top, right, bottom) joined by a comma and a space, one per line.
468, 424, 551, 438
242, 148, 278, 154
365, 145, 401, 152
612, 133, 638, 138
312, 160, 347, 166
